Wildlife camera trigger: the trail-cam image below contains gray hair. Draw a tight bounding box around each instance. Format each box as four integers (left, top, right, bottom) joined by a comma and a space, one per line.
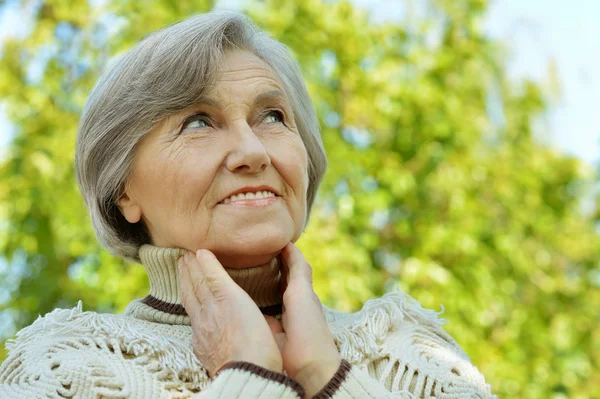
75, 10, 327, 262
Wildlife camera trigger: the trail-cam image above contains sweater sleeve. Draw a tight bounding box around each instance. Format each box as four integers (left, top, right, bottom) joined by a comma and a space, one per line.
311, 359, 404, 399
198, 362, 304, 399
312, 357, 496, 399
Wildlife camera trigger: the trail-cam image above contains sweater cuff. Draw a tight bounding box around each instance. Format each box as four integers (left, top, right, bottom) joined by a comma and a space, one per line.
312, 359, 352, 399
212, 361, 305, 398
311, 359, 397, 399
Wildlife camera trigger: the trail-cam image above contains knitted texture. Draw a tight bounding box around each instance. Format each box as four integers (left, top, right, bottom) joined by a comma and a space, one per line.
125, 245, 283, 326
0, 245, 497, 398
206, 365, 303, 398
0, 292, 496, 398
312, 359, 352, 399
138, 245, 282, 310
217, 362, 305, 397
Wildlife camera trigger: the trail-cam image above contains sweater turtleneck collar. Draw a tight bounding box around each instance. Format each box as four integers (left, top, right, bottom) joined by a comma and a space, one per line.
124, 244, 283, 325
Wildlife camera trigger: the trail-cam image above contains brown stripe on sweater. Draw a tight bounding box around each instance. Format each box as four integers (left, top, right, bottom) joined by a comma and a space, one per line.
142, 295, 188, 315
218, 361, 305, 398
312, 359, 352, 399
141, 295, 283, 317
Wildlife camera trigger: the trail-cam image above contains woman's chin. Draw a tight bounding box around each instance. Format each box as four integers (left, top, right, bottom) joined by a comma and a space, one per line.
208, 231, 293, 268
213, 249, 282, 269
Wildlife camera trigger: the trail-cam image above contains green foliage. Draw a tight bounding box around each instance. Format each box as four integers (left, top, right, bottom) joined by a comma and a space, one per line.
0, 0, 598, 397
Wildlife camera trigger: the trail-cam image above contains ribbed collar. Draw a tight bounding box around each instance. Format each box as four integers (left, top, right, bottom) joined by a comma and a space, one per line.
124, 244, 283, 325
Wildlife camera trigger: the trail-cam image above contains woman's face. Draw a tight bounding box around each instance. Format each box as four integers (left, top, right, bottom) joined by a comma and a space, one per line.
118, 50, 309, 268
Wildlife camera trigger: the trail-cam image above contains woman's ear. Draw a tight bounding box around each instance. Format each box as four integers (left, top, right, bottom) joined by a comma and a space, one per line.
117, 192, 143, 224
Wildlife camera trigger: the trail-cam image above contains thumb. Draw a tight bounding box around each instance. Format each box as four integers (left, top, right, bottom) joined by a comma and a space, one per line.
273, 331, 287, 353
280, 243, 313, 285
264, 315, 284, 335
265, 315, 286, 352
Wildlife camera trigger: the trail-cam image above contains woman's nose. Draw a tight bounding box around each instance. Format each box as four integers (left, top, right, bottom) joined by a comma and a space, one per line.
225, 122, 271, 174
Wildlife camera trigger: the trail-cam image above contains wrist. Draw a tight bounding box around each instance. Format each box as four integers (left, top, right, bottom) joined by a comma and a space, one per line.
216, 357, 283, 379
293, 357, 342, 398
234, 347, 283, 374
241, 353, 282, 374
255, 359, 283, 374
252, 351, 283, 374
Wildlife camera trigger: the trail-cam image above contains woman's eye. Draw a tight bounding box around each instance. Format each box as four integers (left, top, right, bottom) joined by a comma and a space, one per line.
187, 119, 209, 128
264, 110, 284, 124
182, 114, 210, 130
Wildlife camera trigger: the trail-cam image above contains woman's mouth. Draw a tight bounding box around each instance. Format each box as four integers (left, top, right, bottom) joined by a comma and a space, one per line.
219, 190, 280, 207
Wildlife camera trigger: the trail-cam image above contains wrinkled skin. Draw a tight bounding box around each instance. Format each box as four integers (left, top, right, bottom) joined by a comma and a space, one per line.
178, 250, 282, 374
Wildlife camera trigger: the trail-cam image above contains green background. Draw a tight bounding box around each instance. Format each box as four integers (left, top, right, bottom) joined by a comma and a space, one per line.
0, 0, 598, 397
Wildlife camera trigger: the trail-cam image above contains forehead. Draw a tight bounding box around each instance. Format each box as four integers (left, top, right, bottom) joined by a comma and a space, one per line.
220, 50, 271, 74
207, 50, 284, 96
142, 50, 290, 137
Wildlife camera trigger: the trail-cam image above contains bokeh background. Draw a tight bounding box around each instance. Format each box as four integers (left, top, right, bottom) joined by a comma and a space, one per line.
0, 0, 599, 397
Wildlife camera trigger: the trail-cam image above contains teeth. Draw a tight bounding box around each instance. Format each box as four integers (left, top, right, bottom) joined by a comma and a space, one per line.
221, 191, 276, 203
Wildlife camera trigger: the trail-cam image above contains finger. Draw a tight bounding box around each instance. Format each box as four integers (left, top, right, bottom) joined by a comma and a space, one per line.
264, 315, 284, 335
182, 251, 219, 307
194, 249, 236, 288
280, 243, 313, 285
265, 316, 287, 353
273, 331, 286, 354
178, 255, 204, 316
185, 250, 236, 302
279, 254, 290, 296
279, 244, 326, 332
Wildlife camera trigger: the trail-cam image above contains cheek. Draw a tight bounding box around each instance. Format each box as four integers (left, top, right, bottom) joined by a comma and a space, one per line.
170, 145, 223, 206
269, 136, 309, 206
137, 142, 217, 212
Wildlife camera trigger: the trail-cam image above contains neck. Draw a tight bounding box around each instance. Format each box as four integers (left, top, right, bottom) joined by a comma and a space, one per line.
124, 244, 283, 325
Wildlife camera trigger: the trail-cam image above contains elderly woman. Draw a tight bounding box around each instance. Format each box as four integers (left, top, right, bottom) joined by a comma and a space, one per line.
0, 10, 495, 399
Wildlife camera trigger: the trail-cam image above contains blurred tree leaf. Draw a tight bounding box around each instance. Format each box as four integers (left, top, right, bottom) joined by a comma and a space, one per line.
0, 0, 598, 398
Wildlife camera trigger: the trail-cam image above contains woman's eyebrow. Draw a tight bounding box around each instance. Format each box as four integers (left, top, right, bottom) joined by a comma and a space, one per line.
192, 90, 285, 109
253, 89, 286, 106
194, 95, 222, 108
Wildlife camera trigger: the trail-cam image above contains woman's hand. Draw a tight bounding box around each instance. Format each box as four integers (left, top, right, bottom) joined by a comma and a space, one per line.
269, 243, 342, 397
179, 250, 283, 377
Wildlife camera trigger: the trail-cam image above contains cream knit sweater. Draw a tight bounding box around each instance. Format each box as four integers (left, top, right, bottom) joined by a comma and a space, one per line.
0, 245, 496, 398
